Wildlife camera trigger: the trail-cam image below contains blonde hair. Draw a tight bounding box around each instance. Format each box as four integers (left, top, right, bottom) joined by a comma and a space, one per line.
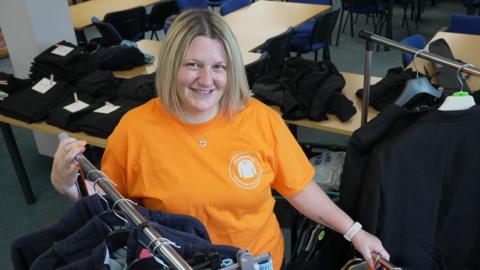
155, 9, 250, 118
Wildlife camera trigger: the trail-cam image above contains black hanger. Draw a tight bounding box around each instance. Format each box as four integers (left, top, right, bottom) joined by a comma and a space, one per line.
394, 76, 443, 107
394, 49, 443, 107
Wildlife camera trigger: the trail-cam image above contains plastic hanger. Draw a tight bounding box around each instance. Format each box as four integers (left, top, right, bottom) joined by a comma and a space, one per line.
438, 63, 475, 111
394, 49, 443, 107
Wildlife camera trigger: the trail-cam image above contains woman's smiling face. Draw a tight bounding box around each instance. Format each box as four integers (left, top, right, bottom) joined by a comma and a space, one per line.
176, 35, 227, 123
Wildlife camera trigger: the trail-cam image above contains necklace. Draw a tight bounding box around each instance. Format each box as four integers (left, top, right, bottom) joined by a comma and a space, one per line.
180, 117, 222, 148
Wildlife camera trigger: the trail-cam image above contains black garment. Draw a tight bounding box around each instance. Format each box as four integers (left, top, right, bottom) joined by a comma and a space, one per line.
116, 73, 156, 101
46, 94, 107, 131
76, 97, 144, 138
95, 45, 146, 71
0, 72, 32, 96
30, 215, 113, 270
253, 57, 355, 122
30, 41, 98, 83
11, 195, 107, 270
358, 106, 480, 269
339, 104, 431, 218
11, 194, 211, 270
0, 80, 73, 123
313, 104, 432, 270
131, 222, 239, 263
74, 69, 119, 99
355, 67, 422, 111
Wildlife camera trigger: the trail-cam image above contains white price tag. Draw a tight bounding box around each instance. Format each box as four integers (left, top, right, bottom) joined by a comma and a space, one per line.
32, 78, 56, 94
94, 104, 121, 114
51, 45, 74, 56
63, 100, 89, 113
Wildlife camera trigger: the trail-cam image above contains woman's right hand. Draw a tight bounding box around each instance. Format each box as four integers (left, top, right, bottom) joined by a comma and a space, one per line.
51, 137, 86, 201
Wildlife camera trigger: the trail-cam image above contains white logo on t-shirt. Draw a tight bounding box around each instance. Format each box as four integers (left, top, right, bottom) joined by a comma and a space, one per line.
229, 152, 263, 190
238, 159, 256, 179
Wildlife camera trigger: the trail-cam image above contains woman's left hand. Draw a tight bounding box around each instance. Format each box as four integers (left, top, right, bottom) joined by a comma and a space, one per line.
351, 229, 390, 270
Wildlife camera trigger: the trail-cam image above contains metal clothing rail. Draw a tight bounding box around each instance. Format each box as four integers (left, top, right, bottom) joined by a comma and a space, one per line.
58, 133, 271, 270
58, 133, 193, 270
358, 30, 480, 126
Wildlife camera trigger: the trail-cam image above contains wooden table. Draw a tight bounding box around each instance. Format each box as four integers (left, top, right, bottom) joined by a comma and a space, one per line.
411, 31, 480, 90
69, 0, 159, 30
113, 40, 261, 79
1, 71, 378, 204
223, 1, 330, 52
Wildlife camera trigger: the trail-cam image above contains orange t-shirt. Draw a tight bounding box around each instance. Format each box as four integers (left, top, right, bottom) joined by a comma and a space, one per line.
101, 98, 314, 269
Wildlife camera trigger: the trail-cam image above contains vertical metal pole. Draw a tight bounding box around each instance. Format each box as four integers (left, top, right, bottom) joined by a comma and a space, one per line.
362, 40, 373, 126
0, 123, 35, 204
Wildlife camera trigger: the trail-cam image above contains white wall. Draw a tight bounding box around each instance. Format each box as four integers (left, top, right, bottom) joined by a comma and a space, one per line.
0, 0, 77, 156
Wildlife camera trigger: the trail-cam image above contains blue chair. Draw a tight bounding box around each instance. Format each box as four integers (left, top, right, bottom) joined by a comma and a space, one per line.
288, 0, 330, 4
103, 6, 147, 42
290, 3, 341, 61
146, 1, 179, 40
220, 0, 251, 16
289, 0, 331, 34
91, 16, 123, 46
399, 34, 426, 67
449, 14, 480, 35
175, 0, 208, 11
335, 0, 387, 46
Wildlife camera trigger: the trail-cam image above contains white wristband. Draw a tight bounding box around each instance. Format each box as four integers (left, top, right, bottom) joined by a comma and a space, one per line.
343, 222, 362, 241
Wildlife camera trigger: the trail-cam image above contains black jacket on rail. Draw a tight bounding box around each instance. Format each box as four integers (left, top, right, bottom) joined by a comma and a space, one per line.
339, 104, 431, 218
11, 194, 212, 270
357, 105, 480, 269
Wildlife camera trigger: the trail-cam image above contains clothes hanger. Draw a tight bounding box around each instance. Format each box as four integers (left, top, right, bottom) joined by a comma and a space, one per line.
394, 49, 443, 107
438, 63, 476, 111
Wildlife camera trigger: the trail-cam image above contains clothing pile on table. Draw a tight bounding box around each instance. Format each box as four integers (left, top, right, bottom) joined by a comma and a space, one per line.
252, 57, 356, 122
0, 41, 158, 138
11, 194, 275, 270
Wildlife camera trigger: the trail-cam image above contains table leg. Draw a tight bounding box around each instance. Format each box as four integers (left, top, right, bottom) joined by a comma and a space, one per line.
387, 0, 393, 40
416, 0, 422, 21
75, 29, 87, 43
0, 122, 36, 204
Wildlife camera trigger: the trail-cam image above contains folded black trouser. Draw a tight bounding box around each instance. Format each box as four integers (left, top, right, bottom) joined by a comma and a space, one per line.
0, 72, 32, 95
46, 94, 107, 131
30, 41, 98, 83
0, 80, 73, 123
76, 97, 145, 138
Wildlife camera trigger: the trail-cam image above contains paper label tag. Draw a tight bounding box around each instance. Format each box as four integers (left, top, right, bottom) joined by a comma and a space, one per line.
63, 100, 89, 113
94, 104, 121, 114
51, 45, 74, 56
32, 78, 56, 94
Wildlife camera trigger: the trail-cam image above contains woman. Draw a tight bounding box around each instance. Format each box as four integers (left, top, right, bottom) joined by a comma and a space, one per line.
52, 9, 388, 270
